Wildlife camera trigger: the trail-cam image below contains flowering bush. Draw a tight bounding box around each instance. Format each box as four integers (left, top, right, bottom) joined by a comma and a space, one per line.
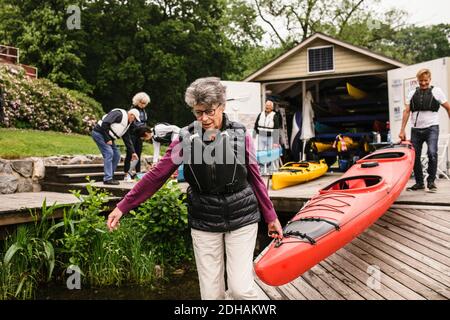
0, 65, 103, 134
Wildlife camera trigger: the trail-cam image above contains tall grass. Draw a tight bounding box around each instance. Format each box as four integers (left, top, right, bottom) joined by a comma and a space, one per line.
0, 181, 190, 300
0, 201, 64, 299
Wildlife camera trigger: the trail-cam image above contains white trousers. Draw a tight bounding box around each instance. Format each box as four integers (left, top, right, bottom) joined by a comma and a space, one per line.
191, 223, 260, 300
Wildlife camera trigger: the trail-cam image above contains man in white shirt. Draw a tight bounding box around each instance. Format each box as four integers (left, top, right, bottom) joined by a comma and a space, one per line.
399, 68, 450, 192
254, 100, 281, 173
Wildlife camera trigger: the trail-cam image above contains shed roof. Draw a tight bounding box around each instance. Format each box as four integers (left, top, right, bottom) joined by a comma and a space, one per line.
244, 33, 406, 82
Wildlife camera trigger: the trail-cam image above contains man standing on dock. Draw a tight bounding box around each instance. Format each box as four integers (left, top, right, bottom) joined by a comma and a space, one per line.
254, 100, 281, 174
399, 68, 450, 192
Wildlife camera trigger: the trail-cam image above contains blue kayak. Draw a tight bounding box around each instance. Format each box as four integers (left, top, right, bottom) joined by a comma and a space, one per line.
257, 147, 282, 164
177, 164, 185, 182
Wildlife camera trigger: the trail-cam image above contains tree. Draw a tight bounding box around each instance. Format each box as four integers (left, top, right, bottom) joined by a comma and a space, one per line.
0, 0, 264, 126
0, 0, 92, 93
385, 24, 450, 64
252, 0, 410, 48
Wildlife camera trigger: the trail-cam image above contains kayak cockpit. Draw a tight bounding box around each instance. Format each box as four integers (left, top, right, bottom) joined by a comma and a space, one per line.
358, 151, 407, 163
321, 175, 383, 192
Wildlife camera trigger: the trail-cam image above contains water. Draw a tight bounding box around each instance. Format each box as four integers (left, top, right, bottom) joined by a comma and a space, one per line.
35, 220, 292, 300
36, 268, 201, 300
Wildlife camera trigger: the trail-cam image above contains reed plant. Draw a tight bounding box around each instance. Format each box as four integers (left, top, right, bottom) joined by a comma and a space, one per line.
0, 180, 192, 299
0, 200, 64, 299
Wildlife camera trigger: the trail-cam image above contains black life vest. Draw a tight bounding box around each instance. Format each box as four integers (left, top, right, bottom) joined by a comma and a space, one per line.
179, 114, 260, 232
410, 86, 441, 113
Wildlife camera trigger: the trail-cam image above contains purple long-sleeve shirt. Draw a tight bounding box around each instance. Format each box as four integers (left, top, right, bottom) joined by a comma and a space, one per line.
117, 133, 278, 223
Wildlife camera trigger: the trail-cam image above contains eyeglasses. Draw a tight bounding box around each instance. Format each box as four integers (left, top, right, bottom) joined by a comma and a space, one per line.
192, 105, 221, 118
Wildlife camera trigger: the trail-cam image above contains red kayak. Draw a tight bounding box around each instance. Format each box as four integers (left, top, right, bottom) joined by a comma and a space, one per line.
254, 141, 415, 286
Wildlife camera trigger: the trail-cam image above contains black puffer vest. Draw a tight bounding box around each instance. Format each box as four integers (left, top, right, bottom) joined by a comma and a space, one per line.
410, 86, 440, 112
179, 114, 260, 232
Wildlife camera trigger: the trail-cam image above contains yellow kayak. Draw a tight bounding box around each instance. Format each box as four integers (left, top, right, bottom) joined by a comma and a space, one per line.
347, 82, 367, 100
271, 159, 328, 190
313, 137, 360, 153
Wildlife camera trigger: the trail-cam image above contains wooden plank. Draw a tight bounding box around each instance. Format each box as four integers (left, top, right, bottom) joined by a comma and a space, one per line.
390, 204, 450, 211
384, 210, 450, 242
327, 252, 404, 299
335, 248, 425, 300
393, 209, 450, 234
0, 212, 64, 226
301, 269, 345, 300
370, 223, 450, 265
254, 282, 270, 300
423, 210, 450, 221
319, 260, 384, 300
380, 215, 450, 248
389, 205, 450, 221
345, 242, 446, 300
396, 208, 450, 229
278, 282, 308, 300
288, 275, 326, 300
254, 279, 284, 300
309, 264, 365, 300
358, 232, 450, 287
351, 238, 450, 299
375, 219, 450, 258
363, 228, 450, 277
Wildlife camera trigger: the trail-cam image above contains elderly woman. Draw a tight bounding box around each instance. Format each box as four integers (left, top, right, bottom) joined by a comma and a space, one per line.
124, 92, 151, 181
107, 77, 282, 300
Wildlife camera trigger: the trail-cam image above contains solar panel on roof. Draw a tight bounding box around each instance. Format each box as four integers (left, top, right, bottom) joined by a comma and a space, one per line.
308, 46, 334, 72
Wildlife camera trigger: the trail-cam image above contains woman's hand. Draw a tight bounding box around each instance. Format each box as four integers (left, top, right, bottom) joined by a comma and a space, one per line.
267, 218, 283, 239
398, 130, 406, 141
107, 207, 123, 231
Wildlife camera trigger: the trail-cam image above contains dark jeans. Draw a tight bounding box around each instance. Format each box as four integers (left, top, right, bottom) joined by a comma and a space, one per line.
124, 135, 143, 173
92, 130, 121, 182
411, 125, 439, 184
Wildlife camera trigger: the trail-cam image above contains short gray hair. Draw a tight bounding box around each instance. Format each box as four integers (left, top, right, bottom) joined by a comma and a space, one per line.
132, 92, 151, 106
184, 77, 226, 108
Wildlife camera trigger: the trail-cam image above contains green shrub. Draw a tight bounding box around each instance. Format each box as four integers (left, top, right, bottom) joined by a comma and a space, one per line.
60, 183, 156, 287
130, 180, 193, 266
0, 180, 191, 299
0, 65, 103, 134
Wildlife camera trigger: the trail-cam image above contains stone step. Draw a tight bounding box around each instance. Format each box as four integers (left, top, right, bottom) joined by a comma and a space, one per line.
45, 172, 126, 184
45, 163, 125, 175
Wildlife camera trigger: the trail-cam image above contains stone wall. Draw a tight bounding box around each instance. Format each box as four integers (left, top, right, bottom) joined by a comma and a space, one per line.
0, 158, 44, 194
0, 155, 153, 194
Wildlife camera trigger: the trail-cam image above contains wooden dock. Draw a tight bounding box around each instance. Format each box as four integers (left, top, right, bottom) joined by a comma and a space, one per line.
254, 204, 450, 300
2, 174, 450, 299
66, 173, 450, 210
0, 192, 120, 227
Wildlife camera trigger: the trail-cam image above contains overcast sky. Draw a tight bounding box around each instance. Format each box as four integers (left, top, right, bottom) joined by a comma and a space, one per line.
380, 0, 450, 25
